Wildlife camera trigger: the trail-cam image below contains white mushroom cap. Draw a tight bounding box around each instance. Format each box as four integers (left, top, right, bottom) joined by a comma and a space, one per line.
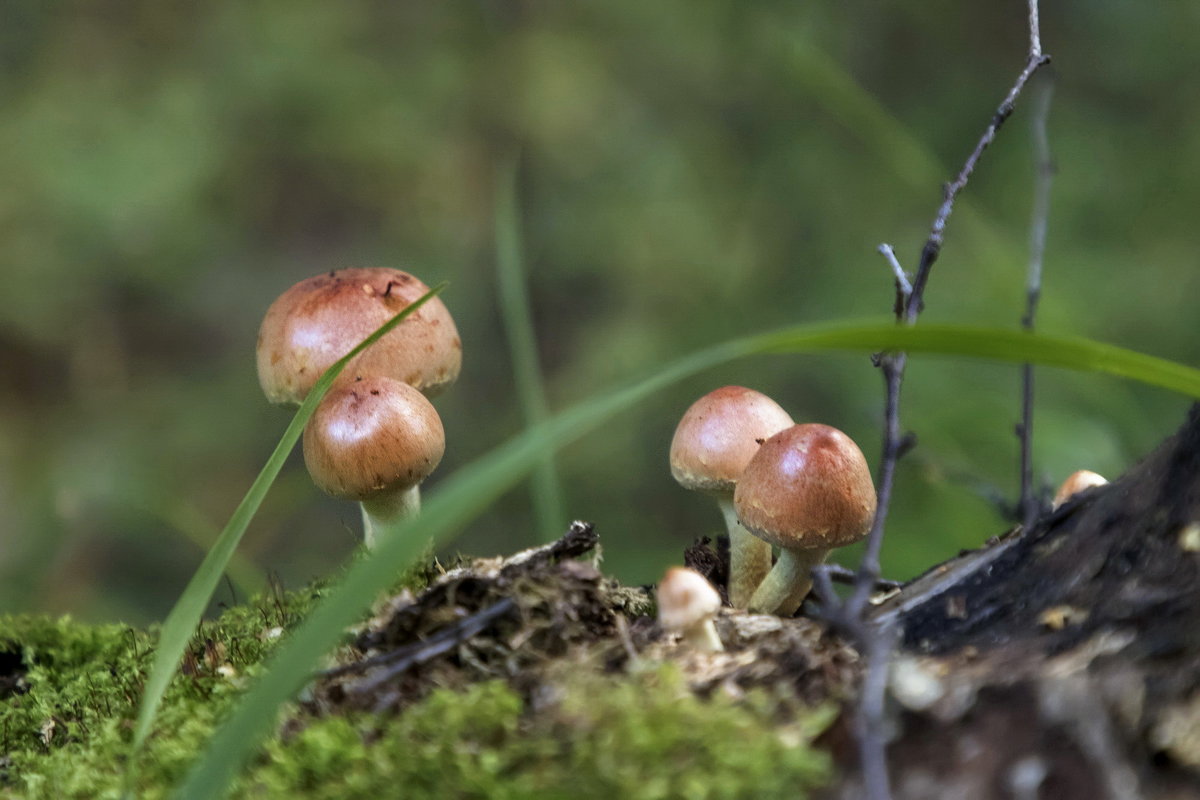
657, 567, 721, 634
257, 267, 461, 405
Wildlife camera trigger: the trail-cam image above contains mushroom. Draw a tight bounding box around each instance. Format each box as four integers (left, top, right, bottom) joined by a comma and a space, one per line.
1051, 469, 1108, 510
302, 375, 445, 547
256, 267, 461, 405
656, 567, 724, 652
670, 386, 794, 608
734, 423, 877, 616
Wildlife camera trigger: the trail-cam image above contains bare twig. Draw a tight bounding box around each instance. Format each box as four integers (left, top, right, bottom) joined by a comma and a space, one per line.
812, 4, 1051, 799
879, 244, 913, 314
323, 597, 519, 685
1018, 76, 1056, 529
903, 52, 1052, 325
821, 562, 902, 592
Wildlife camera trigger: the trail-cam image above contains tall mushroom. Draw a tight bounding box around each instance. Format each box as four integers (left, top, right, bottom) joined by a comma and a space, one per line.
734, 423, 876, 616
256, 267, 462, 405
670, 386, 794, 608
303, 376, 445, 547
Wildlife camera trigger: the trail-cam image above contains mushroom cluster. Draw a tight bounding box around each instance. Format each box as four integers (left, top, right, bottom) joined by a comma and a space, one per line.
671, 388, 877, 616
670, 387, 794, 608
254, 271, 878, 617
257, 267, 460, 547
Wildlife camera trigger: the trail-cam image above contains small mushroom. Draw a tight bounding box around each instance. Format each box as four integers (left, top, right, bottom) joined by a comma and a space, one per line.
656, 567, 724, 652
303, 376, 445, 547
734, 423, 877, 616
670, 386, 794, 608
256, 267, 462, 405
1051, 469, 1108, 510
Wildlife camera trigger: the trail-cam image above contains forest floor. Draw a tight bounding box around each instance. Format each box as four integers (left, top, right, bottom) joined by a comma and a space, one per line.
4, 408, 1200, 798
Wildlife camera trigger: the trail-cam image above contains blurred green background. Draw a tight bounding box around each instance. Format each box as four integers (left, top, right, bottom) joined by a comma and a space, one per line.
1, 2, 1196, 625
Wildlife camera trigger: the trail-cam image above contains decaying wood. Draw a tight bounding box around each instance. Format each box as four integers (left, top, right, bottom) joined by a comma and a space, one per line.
820, 405, 1200, 799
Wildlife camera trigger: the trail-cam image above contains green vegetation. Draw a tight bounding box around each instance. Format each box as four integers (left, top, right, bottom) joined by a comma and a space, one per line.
249, 671, 829, 800
0, 583, 324, 799
1, 586, 829, 800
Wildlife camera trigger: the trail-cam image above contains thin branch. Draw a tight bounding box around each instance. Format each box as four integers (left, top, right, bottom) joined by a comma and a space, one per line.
821, 562, 901, 592
878, 243, 913, 314
812, 4, 1052, 799
855, 622, 899, 800
903, 49, 1052, 324
1018, 76, 1055, 529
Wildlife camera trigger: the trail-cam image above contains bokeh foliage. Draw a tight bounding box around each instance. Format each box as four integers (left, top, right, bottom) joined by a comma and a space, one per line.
0, 1, 1196, 623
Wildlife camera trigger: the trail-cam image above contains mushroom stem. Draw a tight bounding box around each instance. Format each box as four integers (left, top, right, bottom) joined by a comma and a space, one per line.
748, 547, 829, 617
682, 619, 725, 652
718, 496, 773, 608
360, 485, 422, 549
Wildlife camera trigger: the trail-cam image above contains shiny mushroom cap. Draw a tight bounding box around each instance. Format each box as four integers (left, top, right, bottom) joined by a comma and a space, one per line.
257, 267, 462, 405
669, 386, 794, 495
1052, 469, 1108, 510
734, 423, 877, 551
656, 567, 722, 633
302, 376, 445, 502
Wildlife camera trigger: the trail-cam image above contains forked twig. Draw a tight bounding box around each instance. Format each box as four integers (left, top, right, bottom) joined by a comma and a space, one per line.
813, 5, 1051, 799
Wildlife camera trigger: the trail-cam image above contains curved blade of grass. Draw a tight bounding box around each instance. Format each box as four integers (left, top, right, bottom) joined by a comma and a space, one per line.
175, 319, 1199, 800
758, 322, 1200, 397
495, 156, 566, 540
125, 285, 444, 791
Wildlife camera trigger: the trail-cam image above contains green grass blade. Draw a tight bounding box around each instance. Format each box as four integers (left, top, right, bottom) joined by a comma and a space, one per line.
495, 157, 567, 540
748, 321, 1200, 397
125, 285, 444, 790
174, 320, 1198, 800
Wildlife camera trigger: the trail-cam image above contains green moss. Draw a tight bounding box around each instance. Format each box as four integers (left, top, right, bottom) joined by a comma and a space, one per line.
0, 582, 326, 799
2, 578, 830, 799
244, 666, 831, 800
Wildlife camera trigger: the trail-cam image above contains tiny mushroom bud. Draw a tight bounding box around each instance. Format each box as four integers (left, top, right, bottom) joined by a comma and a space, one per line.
303, 376, 445, 548
735, 423, 877, 617
656, 567, 724, 652
1051, 469, 1108, 510
670, 386, 794, 608
257, 267, 462, 405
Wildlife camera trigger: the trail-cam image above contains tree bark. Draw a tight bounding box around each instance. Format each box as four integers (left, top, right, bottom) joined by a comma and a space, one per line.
823, 404, 1200, 799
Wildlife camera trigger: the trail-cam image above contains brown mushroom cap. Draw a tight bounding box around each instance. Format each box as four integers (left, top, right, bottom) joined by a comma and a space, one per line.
303, 376, 445, 502
734, 423, 877, 551
669, 386, 795, 495
257, 267, 462, 405
656, 567, 722, 632
1052, 469, 1108, 509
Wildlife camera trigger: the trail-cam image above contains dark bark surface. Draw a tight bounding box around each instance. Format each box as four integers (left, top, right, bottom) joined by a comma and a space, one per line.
824, 405, 1200, 799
